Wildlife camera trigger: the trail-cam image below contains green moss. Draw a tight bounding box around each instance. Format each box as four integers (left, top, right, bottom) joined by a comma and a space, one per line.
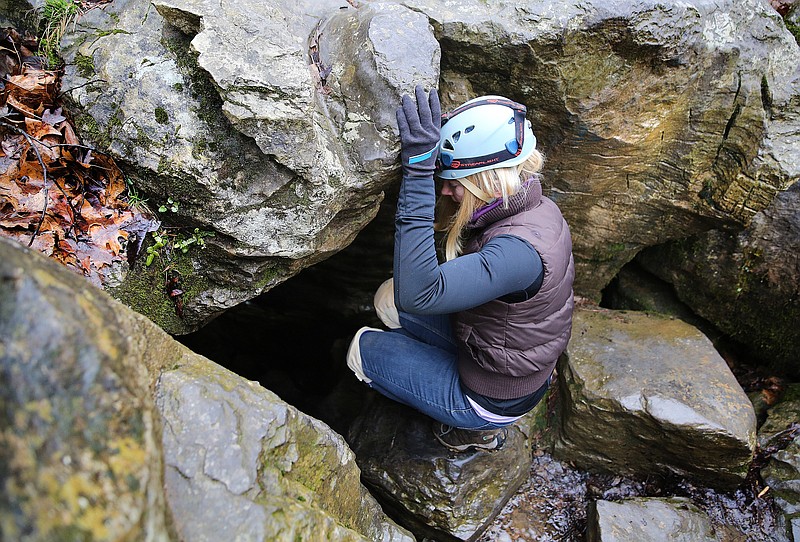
50, 525, 92, 542
156, 157, 169, 174
587, 241, 631, 263
73, 108, 123, 150
160, 31, 230, 149
109, 249, 208, 334
253, 264, 283, 291
75, 113, 110, 148
191, 139, 207, 159
75, 113, 102, 141
699, 178, 715, 206
96, 28, 131, 38
172, 82, 184, 92
786, 20, 800, 45
154, 107, 169, 125
733, 247, 762, 297
258, 420, 362, 525
74, 52, 95, 78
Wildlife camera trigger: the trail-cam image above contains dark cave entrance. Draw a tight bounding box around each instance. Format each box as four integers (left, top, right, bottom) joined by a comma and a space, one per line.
178, 194, 397, 434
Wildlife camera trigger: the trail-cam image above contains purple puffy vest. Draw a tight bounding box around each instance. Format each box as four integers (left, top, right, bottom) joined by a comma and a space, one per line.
455, 181, 575, 399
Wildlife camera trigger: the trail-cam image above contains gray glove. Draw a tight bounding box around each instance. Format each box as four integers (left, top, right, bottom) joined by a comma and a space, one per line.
396, 85, 441, 178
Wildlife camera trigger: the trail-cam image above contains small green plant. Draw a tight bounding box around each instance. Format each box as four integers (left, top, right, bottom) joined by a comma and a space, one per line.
144, 228, 214, 267
37, 0, 81, 68
174, 228, 215, 254
124, 181, 149, 210
144, 231, 169, 267
158, 197, 179, 213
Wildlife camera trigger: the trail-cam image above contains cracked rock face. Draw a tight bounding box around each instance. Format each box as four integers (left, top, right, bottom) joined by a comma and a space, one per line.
58, 0, 438, 333
50, 0, 800, 348
406, 0, 800, 297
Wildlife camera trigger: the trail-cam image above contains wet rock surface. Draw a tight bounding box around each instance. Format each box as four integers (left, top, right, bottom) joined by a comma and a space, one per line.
554, 307, 757, 489
477, 449, 785, 542
347, 394, 539, 541
587, 497, 719, 542
761, 435, 800, 535
758, 384, 800, 536
758, 383, 800, 448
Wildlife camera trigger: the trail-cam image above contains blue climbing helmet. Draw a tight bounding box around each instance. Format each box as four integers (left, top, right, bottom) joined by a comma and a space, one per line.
436, 95, 537, 180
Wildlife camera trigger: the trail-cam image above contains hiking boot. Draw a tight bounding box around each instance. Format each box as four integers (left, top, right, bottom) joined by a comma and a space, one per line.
432, 423, 508, 452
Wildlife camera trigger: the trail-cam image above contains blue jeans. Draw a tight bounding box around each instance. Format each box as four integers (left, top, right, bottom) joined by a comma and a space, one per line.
358, 311, 509, 430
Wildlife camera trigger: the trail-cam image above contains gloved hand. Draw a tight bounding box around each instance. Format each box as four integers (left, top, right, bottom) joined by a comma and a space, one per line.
396, 85, 441, 178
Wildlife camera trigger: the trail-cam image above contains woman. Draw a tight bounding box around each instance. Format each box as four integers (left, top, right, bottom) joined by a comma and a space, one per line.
346, 86, 574, 452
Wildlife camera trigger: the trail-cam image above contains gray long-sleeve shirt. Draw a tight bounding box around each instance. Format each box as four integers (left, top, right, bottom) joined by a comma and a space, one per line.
393, 175, 543, 315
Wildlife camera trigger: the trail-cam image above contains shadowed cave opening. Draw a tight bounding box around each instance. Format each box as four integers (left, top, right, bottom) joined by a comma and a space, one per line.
178, 193, 397, 435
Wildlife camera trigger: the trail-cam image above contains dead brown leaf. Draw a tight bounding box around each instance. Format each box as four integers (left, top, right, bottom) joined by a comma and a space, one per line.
7, 68, 58, 110
42, 108, 66, 125
0, 24, 161, 286
61, 121, 79, 145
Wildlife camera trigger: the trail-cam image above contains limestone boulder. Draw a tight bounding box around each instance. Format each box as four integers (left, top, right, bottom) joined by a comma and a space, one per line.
0, 237, 414, 541
157, 360, 414, 542
554, 307, 757, 489
0, 236, 169, 541
347, 393, 546, 541
404, 0, 800, 298
586, 498, 720, 542
56, 0, 438, 333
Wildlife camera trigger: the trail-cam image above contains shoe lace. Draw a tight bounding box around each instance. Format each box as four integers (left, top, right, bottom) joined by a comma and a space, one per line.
438, 424, 455, 437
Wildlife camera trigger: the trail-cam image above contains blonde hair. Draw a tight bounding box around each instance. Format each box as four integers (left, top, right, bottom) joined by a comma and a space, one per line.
435, 150, 544, 261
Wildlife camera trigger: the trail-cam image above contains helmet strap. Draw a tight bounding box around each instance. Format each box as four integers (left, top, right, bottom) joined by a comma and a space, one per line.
458, 177, 494, 203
